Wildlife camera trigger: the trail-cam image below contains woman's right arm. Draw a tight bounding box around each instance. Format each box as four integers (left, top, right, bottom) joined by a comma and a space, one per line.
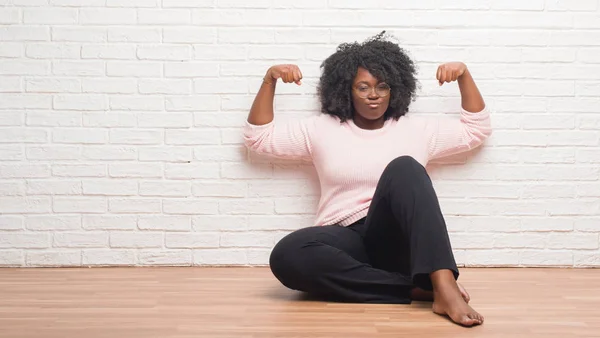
244, 64, 316, 161
247, 64, 302, 125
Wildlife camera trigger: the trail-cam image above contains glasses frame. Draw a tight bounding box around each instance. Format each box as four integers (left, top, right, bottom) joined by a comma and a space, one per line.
353, 83, 391, 99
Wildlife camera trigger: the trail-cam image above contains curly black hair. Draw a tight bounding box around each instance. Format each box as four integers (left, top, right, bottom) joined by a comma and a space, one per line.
317, 31, 418, 122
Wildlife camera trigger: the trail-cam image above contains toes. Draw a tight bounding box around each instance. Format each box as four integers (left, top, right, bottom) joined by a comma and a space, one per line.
460, 316, 476, 327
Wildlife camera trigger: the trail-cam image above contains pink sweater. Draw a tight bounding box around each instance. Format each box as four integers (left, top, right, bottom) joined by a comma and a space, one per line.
243, 107, 492, 227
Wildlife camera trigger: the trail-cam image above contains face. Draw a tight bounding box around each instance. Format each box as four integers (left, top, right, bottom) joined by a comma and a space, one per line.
351, 67, 391, 122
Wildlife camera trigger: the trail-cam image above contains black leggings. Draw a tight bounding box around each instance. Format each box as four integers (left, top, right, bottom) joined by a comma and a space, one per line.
268, 156, 459, 304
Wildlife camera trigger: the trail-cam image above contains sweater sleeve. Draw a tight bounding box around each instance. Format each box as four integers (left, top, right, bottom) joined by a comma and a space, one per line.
243, 115, 317, 161
424, 106, 492, 161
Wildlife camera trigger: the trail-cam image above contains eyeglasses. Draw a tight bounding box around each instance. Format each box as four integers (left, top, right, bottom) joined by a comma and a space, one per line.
354, 83, 391, 98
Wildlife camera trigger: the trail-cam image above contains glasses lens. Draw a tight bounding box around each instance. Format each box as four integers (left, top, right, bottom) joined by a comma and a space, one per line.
376, 84, 390, 97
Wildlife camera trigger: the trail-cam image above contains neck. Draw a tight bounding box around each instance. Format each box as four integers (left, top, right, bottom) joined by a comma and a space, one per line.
352, 114, 385, 130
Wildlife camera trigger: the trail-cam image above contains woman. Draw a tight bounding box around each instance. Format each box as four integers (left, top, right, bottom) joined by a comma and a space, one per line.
243, 32, 492, 327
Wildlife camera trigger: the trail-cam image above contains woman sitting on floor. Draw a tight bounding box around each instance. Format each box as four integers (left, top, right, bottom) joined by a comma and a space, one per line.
243, 32, 492, 327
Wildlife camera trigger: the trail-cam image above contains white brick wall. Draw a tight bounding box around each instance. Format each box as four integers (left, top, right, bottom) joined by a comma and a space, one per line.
0, 1, 599, 268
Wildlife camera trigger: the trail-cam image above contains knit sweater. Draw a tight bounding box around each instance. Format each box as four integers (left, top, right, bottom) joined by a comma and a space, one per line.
243, 107, 492, 227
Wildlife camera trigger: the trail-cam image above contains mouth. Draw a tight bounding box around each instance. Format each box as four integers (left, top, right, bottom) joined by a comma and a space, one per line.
368, 103, 380, 109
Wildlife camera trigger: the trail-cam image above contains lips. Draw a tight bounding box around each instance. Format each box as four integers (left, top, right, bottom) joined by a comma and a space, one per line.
368, 103, 380, 109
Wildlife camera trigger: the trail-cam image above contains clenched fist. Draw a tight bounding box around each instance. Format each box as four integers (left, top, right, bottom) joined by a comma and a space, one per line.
264, 64, 303, 85
436, 62, 468, 86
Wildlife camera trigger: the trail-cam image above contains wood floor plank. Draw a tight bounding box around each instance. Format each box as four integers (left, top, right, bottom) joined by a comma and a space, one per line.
0, 267, 598, 337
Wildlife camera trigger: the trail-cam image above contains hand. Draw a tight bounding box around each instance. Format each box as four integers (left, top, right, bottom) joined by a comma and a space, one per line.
436, 62, 468, 86
264, 64, 303, 85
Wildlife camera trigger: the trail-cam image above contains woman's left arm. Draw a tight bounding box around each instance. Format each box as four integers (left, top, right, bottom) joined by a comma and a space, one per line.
425, 62, 492, 161
437, 62, 485, 112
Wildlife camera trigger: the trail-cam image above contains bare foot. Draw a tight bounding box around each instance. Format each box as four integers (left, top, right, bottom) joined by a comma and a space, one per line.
432, 283, 483, 327
411, 283, 470, 303
430, 270, 483, 327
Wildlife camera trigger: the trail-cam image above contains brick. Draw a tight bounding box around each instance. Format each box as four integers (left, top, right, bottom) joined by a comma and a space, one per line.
138, 9, 191, 25
521, 218, 573, 232
0, 26, 49, 41
53, 61, 105, 76
26, 78, 81, 93
220, 232, 273, 248
520, 250, 573, 266
547, 0, 597, 11
0, 77, 21, 92
83, 180, 137, 196
166, 233, 219, 248
220, 200, 273, 215
53, 197, 107, 213
521, 184, 576, 199
247, 249, 270, 265
520, 148, 575, 164
107, 61, 162, 77
221, 128, 244, 145
0, 8, 19, 24
139, 79, 191, 95
79, 8, 136, 24
247, 215, 314, 231
54, 232, 108, 248
194, 45, 246, 60
493, 233, 547, 249
165, 163, 220, 179
221, 163, 272, 179
26, 180, 82, 195
26, 112, 81, 127
139, 250, 191, 266
52, 27, 106, 42
194, 112, 247, 127
83, 215, 137, 230
193, 248, 247, 265
192, 215, 247, 232
83, 249, 135, 266
138, 113, 193, 128
0, 128, 48, 143
52, 128, 107, 144
109, 163, 162, 178
53, 94, 108, 111
139, 147, 192, 163
275, 197, 319, 214
26, 251, 81, 267
193, 182, 246, 198
26, 43, 80, 59
0, 60, 49, 75
108, 27, 161, 42
82, 44, 136, 60
166, 96, 220, 112
109, 129, 162, 145
0, 145, 23, 160
163, 28, 216, 44
109, 198, 162, 213
0, 250, 23, 266
0, 216, 23, 231
26, 215, 81, 231
164, 0, 214, 7
139, 181, 191, 197
163, 199, 219, 215
137, 45, 191, 61
110, 232, 163, 248
139, 215, 191, 231
194, 78, 248, 94
0, 233, 49, 248
50, 0, 105, 5
578, 183, 600, 197
0, 164, 50, 178
82, 146, 137, 161
219, 28, 274, 43
574, 252, 600, 267
577, 82, 600, 96
217, 0, 270, 8
165, 128, 221, 145
164, 62, 219, 78
24, 8, 77, 24
52, 164, 106, 177
107, 0, 159, 7
110, 96, 164, 111
26, 146, 81, 160
83, 113, 136, 127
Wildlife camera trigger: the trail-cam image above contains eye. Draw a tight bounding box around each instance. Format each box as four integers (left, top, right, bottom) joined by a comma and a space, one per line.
357, 86, 369, 92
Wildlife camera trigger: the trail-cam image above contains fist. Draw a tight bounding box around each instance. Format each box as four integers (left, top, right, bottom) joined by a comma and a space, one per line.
265, 64, 303, 85
436, 62, 467, 86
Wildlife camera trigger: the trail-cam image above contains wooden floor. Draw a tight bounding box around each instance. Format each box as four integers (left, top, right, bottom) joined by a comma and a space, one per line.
0, 267, 598, 338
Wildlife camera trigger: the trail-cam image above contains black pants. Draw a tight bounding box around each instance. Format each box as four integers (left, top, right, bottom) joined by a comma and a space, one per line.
269, 156, 459, 304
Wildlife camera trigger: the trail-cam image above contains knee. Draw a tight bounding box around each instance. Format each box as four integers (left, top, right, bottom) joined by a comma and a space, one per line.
383, 156, 426, 180
269, 229, 313, 289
